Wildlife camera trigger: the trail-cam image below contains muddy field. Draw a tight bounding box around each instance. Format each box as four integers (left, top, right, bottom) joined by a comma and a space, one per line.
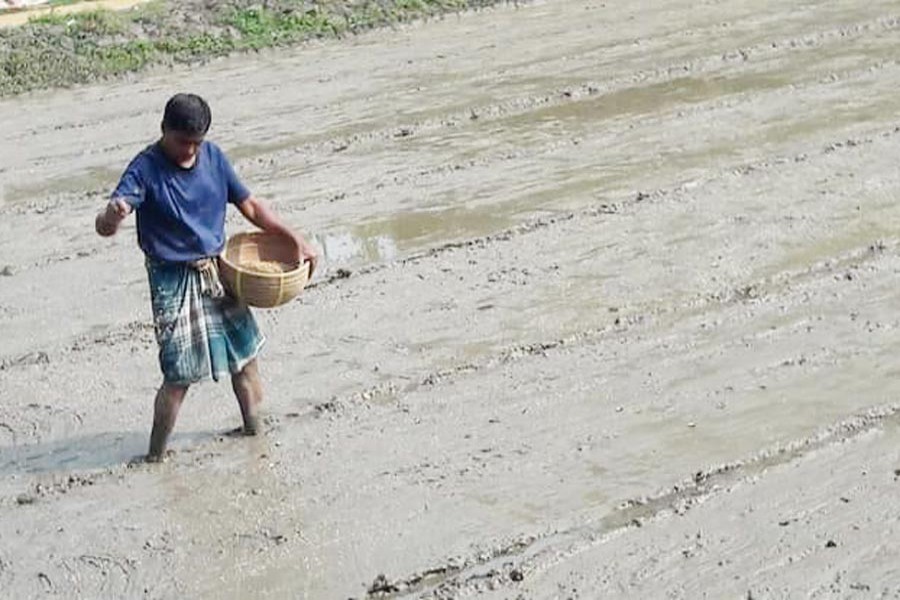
1, 0, 900, 598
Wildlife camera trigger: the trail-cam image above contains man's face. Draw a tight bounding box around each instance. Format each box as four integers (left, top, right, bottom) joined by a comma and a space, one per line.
161, 129, 204, 168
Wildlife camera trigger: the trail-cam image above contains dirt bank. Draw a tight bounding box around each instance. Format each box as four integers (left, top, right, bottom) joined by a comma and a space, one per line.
0, 0, 512, 96
0, 1, 151, 28
1, 0, 899, 598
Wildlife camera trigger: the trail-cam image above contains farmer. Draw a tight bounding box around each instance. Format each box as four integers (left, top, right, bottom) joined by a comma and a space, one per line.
95, 93, 317, 462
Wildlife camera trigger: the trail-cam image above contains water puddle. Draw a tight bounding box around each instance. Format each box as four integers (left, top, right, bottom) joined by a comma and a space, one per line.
316, 191, 560, 266
321, 76, 898, 274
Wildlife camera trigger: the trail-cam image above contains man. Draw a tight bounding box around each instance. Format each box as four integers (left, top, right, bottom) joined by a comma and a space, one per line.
96, 93, 317, 462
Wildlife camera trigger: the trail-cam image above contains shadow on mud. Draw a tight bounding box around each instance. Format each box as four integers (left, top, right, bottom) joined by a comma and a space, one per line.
0, 431, 210, 476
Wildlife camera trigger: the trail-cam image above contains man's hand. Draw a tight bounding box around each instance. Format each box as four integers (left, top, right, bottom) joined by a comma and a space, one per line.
291, 235, 319, 277
95, 199, 132, 237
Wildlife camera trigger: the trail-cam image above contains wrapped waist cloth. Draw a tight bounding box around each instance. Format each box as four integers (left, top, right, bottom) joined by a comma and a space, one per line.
146, 258, 265, 385
190, 257, 226, 299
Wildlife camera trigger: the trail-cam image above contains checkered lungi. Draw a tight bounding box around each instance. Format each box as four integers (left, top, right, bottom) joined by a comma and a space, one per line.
146, 258, 265, 385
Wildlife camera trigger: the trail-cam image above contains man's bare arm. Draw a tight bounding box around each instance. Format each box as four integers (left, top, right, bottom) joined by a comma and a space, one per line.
237, 196, 318, 275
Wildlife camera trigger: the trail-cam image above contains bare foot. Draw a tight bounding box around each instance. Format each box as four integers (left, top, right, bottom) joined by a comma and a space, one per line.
243, 414, 259, 437
142, 449, 174, 464
224, 422, 258, 438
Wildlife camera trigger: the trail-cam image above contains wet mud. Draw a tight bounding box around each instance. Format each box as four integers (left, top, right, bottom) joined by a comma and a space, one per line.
1, 0, 900, 598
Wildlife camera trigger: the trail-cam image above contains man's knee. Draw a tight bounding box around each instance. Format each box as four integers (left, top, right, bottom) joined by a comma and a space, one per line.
236, 359, 259, 378
160, 382, 189, 401
244, 358, 259, 374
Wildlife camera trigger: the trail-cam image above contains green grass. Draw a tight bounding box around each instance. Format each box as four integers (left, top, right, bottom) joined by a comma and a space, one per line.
228, 7, 343, 47
0, 0, 510, 96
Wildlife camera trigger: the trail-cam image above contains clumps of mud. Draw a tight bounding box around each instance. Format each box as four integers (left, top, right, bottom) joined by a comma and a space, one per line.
0, 350, 49, 371
360, 537, 536, 598
11, 473, 99, 505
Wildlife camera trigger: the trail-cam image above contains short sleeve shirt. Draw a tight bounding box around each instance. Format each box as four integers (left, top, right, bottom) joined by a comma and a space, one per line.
112, 141, 250, 262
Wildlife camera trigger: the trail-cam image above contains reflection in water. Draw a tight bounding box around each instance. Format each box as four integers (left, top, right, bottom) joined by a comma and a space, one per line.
320, 231, 399, 265
318, 202, 518, 266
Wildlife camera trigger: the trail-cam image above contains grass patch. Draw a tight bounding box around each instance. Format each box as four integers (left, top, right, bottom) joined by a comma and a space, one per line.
228, 7, 343, 47
0, 0, 510, 96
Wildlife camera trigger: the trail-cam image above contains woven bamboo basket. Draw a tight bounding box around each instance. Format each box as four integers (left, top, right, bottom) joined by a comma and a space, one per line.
218, 232, 310, 308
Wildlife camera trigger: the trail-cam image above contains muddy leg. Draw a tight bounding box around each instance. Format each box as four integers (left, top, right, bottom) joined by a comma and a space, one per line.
231, 359, 263, 436
147, 383, 188, 462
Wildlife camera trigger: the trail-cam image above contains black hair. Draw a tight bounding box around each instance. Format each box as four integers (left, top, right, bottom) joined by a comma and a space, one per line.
162, 93, 212, 136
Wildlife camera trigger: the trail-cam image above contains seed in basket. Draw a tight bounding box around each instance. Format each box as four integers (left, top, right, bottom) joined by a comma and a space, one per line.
241, 259, 289, 275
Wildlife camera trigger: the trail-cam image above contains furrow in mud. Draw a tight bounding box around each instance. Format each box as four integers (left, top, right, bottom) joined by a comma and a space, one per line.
392, 404, 900, 598
315, 236, 892, 412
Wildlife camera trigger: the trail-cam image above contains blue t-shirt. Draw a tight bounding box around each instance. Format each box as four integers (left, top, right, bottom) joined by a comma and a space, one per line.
112, 141, 251, 262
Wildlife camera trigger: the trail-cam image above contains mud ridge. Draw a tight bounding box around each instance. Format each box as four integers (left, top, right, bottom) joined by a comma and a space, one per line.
383, 403, 900, 598
362, 535, 537, 599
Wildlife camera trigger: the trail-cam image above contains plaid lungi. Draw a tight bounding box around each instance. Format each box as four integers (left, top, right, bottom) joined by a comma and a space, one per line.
146, 258, 265, 385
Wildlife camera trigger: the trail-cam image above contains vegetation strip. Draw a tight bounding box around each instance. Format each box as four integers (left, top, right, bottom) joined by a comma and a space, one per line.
0, 0, 515, 96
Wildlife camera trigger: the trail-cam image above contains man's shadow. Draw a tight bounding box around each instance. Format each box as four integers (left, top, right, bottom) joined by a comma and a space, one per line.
0, 431, 211, 476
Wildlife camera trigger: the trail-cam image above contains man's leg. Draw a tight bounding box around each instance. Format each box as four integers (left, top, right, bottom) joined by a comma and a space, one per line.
147, 383, 189, 462
231, 359, 263, 436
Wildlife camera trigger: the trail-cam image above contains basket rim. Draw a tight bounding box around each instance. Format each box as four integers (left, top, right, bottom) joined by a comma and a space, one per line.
219, 231, 309, 280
